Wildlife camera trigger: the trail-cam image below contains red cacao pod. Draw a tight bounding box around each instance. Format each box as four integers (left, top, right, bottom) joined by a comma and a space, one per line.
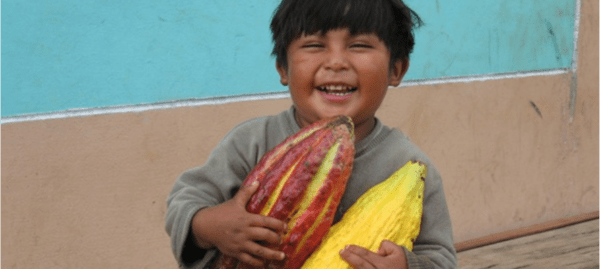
212, 116, 355, 269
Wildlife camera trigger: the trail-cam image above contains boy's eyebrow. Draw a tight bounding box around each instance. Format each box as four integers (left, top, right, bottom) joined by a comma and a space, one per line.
350, 32, 378, 37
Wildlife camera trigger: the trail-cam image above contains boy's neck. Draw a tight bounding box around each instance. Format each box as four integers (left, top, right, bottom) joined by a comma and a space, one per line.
352, 117, 376, 144
292, 111, 375, 144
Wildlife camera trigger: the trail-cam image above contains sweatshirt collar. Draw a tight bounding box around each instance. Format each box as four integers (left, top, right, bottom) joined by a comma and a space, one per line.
284, 106, 389, 158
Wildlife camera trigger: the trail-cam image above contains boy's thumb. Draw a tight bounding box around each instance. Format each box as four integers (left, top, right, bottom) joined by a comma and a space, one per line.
236, 181, 260, 204
377, 240, 398, 256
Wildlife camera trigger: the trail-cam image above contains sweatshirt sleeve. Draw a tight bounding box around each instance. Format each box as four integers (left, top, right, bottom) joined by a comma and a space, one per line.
406, 164, 457, 269
164, 119, 268, 268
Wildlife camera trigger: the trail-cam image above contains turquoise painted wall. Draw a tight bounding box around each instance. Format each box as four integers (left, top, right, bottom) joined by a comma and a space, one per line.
2, 0, 575, 117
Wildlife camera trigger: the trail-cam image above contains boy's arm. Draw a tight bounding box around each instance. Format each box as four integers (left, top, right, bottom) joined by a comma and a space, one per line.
165, 163, 235, 268
165, 114, 294, 268
167, 165, 287, 268
165, 122, 264, 267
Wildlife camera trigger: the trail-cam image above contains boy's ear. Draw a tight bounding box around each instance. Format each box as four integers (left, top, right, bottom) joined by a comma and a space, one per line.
389, 59, 410, 87
276, 62, 289, 86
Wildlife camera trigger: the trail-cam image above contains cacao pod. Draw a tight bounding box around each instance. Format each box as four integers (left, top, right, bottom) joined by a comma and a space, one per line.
211, 116, 355, 269
301, 160, 426, 269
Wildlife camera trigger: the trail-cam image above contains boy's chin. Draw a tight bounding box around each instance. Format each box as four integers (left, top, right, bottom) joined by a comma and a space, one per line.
315, 112, 356, 123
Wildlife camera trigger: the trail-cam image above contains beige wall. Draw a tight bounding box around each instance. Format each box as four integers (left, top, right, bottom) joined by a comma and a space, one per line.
2, 1, 597, 268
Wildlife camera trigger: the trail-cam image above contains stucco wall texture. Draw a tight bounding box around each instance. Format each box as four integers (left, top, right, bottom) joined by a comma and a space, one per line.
2, 1, 598, 268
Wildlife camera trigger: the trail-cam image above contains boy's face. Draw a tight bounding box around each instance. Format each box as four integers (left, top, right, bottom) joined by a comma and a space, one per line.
277, 28, 408, 139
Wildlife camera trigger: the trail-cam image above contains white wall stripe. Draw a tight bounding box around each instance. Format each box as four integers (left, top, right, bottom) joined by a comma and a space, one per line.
572, 0, 581, 74
400, 69, 569, 87
1, 92, 292, 124
1, 69, 571, 124
568, 0, 581, 122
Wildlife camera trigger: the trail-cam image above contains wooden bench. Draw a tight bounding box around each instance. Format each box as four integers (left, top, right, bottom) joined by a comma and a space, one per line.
457, 218, 598, 268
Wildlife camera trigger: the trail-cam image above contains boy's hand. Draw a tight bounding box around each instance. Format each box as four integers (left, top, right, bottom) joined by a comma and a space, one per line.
191, 181, 287, 267
339, 240, 408, 269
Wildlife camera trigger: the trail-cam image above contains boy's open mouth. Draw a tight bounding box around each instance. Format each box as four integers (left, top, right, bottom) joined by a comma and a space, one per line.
316, 85, 358, 96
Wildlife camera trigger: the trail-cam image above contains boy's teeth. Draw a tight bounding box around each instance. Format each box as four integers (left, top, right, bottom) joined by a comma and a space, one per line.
326, 85, 347, 91
331, 91, 350, 96
319, 85, 355, 93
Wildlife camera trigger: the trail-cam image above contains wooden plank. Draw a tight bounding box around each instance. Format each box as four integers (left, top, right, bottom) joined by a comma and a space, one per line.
456, 211, 600, 252
457, 219, 599, 268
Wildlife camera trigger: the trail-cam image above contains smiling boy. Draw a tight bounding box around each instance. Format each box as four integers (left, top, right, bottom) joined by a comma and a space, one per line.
278, 27, 405, 144
166, 0, 457, 268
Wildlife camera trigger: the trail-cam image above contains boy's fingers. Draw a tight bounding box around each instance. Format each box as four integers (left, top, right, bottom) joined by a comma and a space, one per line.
340, 245, 378, 269
250, 214, 287, 233
236, 252, 265, 267
245, 241, 286, 261
346, 245, 380, 259
247, 226, 283, 246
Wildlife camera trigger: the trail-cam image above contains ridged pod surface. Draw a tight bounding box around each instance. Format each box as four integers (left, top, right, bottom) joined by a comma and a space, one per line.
301, 160, 426, 269
211, 116, 355, 269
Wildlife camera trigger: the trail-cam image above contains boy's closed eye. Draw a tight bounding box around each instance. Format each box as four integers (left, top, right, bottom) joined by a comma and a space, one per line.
298, 40, 376, 50
301, 42, 325, 49
349, 43, 374, 49
349, 34, 381, 47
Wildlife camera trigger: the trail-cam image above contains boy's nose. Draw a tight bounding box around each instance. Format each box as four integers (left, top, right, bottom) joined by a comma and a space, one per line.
323, 51, 350, 72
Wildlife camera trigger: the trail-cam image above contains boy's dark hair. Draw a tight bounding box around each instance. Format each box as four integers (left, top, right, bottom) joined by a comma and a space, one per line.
270, 0, 423, 69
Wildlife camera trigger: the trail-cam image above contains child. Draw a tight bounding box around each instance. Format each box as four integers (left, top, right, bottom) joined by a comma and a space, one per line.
166, 0, 457, 268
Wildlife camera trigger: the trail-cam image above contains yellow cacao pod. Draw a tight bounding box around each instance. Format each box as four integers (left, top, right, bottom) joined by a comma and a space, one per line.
212, 116, 355, 269
301, 160, 426, 269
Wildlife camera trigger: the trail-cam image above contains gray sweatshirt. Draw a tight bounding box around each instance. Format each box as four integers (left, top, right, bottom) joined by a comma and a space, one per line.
165, 107, 457, 268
